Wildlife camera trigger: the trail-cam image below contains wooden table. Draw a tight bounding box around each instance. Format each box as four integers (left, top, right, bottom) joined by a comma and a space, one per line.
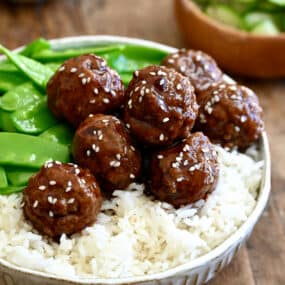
0, 1, 284, 284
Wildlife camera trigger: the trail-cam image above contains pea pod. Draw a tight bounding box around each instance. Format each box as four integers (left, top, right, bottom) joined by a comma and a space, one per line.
39, 124, 74, 145
0, 109, 17, 132
0, 166, 8, 188
20, 38, 51, 57
0, 186, 24, 195
11, 97, 58, 134
0, 132, 70, 168
0, 71, 27, 93
0, 82, 43, 111
5, 166, 36, 186
32, 44, 125, 63
0, 45, 53, 89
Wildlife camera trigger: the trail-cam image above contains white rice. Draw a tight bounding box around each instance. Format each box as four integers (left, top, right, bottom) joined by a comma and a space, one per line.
0, 146, 263, 278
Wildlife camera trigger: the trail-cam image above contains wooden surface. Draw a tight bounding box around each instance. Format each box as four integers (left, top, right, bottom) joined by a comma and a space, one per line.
0, 0, 284, 284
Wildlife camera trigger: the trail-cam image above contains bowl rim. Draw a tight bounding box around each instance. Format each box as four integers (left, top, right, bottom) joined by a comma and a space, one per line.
0, 35, 271, 284
181, 0, 285, 39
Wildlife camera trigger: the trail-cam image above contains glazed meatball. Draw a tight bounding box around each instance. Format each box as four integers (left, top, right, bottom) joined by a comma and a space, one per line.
72, 114, 141, 194
162, 49, 223, 94
23, 162, 102, 238
47, 54, 124, 127
149, 132, 219, 207
194, 83, 264, 149
124, 65, 199, 146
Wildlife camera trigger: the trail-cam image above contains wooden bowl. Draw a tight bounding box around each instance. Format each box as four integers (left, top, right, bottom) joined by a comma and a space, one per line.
174, 0, 285, 78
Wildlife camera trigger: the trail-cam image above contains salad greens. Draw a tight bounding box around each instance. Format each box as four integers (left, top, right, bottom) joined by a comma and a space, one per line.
194, 0, 285, 35
0, 38, 168, 195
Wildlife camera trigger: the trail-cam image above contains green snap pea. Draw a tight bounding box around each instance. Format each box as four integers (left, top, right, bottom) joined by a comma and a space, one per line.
0, 166, 8, 188
0, 82, 43, 112
12, 97, 58, 134
0, 132, 70, 168
39, 124, 74, 146
0, 109, 17, 132
0, 71, 27, 93
0, 45, 53, 89
20, 38, 51, 57
32, 44, 125, 63
0, 186, 24, 195
5, 166, 36, 186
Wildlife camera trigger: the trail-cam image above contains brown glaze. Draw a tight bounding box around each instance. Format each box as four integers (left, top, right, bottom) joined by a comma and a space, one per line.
162, 49, 223, 94
149, 132, 219, 208
72, 114, 141, 194
124, 65, 199, 146
194, 83, 264, 149
47, 54, 125, 127
23, 162, 102, 238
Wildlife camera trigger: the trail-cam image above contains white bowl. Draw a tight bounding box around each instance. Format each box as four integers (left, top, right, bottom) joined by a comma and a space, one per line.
0, 36, 271, 285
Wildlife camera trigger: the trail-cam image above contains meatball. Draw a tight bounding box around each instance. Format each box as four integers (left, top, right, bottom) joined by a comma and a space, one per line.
194, 83, 264, 149
23, 162, 102, 238
149, 132, 219, 207
124, 65, 199, 146
47, 54, 124, 127
72, 114, 141, 194
162, 49, 223, 94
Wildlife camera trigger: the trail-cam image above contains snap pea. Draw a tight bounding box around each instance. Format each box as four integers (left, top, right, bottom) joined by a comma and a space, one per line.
5, 166, 36, 186
0, 82, 43, 112
0, 110, 17, 132
39, 124, 74, 145
0, 166, 8, 188
12, 97, 58, 134
0, 71, 27, 93
0, 45, 53, 89
0, 132, 70, 168
0, 186, 24, 195
20, 38, 51, 57
32, 44, 125, 63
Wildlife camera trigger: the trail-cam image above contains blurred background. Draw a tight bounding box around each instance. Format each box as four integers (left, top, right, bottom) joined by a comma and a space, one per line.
0, 1, 284, 285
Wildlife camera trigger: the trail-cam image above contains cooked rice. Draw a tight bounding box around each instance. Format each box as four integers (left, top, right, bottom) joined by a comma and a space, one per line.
0, 146, 263, 278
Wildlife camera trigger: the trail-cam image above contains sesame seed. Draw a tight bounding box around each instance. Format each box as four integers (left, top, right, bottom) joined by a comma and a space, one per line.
234, 126, 240, 132
89, 99, 96, 104
180, 66, 186, 73
159, 133, 165, 141
103, 98, 110, 104
111, 90, 116, 96
126, 123, 130, 129
168, 58, 174, 64
33, 200, 39, 208
183, 160, 189, 166
172, 54, 179, 58
86, 150, 91, 157
176, 84, 182, 90
142, 80, 147, 85
128, 99, 133, 109
75, 169, 80, 175
95, 146, 100, 152
65, 187, 72, 193
82, 78, 87, 85
183, 144, 190, 152
38, 185, 46, 191
145, 88, 150, 94
94, 88, 99, 94
70, 67, 77, 73
110, 160, 121, 167
68, 181, 73, 187
241, 115, 247, 123
59, 66, 65, 72
149, 72, 156, 76
134, 70, 139, 77
172, 162, 179, 168
135, 86, 140, 92
159, 78, 165, 86
98, 134, 103, 140
130, 173, 135, 179
49, 211, 54, 217
87, 77, 91, 83
157, 70, 167, 76
104, 87, 110, 93
78, 73, 85, 78
130, 145, 135, 151
162, 117, 169, 123
176, 177, 184, 182
157, 154, 164, 159
202, 148, 209, 153
93, 130, 97, 135
67, 198, 75, 204
49, 180, 56, 186
116, 153, 121, 160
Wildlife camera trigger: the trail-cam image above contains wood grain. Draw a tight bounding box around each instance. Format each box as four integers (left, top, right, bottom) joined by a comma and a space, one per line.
0, 0, 284, 284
